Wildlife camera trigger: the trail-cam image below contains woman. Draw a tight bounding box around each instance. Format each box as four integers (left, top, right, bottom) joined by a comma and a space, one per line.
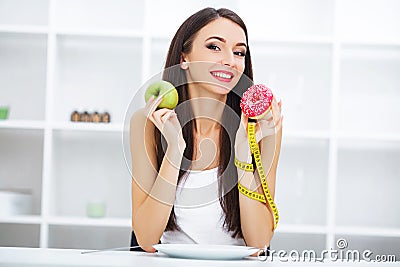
130, 7, 283, 253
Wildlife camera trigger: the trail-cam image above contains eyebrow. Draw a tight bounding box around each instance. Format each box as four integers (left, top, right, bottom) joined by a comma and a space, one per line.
205, 36, 247, 49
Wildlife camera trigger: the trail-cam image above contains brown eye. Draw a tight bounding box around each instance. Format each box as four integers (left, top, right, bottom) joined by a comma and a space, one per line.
234, 51, 246, 57
206, 44, 220, 51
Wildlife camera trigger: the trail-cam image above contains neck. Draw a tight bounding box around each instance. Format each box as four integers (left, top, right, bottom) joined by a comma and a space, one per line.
187, 84, 227, 136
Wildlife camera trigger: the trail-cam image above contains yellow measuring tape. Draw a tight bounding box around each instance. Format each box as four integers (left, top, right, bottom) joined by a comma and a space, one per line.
237, 122, 279, 230
234, 157, 254, 172
238, 182, 266, 203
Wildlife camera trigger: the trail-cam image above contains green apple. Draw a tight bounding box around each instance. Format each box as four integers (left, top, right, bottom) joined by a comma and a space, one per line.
144, 80, 179, 109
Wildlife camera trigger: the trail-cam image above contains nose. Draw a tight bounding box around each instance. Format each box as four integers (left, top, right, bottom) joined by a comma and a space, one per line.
221, 51, 235, 68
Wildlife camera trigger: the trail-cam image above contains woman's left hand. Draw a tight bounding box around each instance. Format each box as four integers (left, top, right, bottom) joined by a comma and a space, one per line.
234, 98, 283, 162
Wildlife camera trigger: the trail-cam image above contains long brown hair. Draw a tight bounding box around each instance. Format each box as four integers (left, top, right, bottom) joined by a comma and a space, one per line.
156, 7, 253, 239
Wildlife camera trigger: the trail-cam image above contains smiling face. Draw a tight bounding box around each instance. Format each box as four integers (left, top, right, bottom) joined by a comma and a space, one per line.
181, 18, 247, 96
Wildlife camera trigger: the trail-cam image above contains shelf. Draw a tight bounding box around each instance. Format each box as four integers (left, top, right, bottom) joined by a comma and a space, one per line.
53, 35, 142, 124
276, 138, 329, 226
48, 216, 130, 227
0, 25, 48, 34
0, 223, 40, 247
335, 226, 400, 238
0, 216, 131, 228
283, 130, 330, 140
278, 224, 328, 235
0, 121, 130, 133
49, 131, 131, 218
0, 120, 46, 130
335, 132, 400, 147
52, 122, 123, 132
48, 225, 132, 250
338, 44, 400, 135
0, 120, 124, 132
336, 140, 400, 228
55, 28, 143, 38
0, 215, 42, 224
0, 129, 44, 215
0, 32, 47, 120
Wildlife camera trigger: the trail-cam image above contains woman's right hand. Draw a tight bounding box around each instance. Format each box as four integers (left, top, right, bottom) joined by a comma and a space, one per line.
143, 95, 185, 149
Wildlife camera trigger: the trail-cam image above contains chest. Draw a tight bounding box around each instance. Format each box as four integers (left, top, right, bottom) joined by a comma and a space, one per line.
192, 136, 220, 170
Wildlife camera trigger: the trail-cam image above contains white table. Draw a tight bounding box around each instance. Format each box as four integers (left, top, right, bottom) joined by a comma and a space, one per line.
0, 247, 397, 266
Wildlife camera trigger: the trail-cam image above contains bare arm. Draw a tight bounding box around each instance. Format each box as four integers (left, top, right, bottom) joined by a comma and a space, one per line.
237, 98, 283, 249
238, 126, 282, 249
130, 97, 185, 252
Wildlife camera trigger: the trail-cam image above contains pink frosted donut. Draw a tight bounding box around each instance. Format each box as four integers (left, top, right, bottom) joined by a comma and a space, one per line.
240, 84, 274, 119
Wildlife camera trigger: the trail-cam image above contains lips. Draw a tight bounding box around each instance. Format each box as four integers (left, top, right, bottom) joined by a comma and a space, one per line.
210, 70, 234, 83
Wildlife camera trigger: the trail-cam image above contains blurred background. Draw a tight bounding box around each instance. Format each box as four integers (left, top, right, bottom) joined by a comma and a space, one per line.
0, 0, 399, 259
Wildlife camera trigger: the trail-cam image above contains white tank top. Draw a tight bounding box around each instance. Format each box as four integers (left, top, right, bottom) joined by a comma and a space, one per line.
161, 167, 245, 245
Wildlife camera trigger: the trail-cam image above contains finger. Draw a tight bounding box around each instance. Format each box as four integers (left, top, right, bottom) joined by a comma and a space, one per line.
240, 113, 247, 127
147, 95, 155, 104
145, 96, 163, 117
151, 96, 163, 111
274, 116, 283, 132
265, 116, 274, 122
241, 112, 247, 122
153, 108, 171, 117
271, 97, 281, 121
276, 98, 282, 112
170, 113, 183, 131
153, 108, 171, 121
152, 108, 170, 126
238, 113, 249, 134
145, 95, 157, 109
161, 110, 174, 124
256, 126, 276, 141
255, 120, 275, 141
272, 97, 279, 112
278, 115, 283, 127
169, 111, 180, 126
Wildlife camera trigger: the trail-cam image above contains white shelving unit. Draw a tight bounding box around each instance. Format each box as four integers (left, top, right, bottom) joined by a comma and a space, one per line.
1, 0, 399, 255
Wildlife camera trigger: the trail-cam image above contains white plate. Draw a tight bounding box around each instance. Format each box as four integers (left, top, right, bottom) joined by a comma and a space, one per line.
153, 244, 260, 260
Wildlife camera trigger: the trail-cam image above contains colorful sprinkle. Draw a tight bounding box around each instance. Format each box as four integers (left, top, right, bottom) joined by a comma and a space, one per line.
240, 84, 274, 119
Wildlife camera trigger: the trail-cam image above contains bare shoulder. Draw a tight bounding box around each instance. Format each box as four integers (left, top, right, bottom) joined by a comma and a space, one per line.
130, 108, 145, 126
130, 108, 156, 147
130, 108, 155, 131
130, 108, 158, 187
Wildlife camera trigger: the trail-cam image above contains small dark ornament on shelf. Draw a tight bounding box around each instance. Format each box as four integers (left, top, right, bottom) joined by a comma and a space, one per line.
71, 110, 80, 122
70, 110, 111, 123
92, 112, 101, 123
101, 112, 110, 123
80, 111, 91, 122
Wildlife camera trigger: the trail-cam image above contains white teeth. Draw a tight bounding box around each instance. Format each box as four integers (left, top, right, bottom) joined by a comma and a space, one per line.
211, 72, 232, 79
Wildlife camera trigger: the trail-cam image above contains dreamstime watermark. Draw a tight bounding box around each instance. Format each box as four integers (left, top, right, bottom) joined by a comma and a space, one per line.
257, 238, 397, 262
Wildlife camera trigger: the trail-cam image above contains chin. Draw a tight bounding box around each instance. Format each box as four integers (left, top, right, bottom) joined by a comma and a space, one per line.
205, 84, 233, 96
